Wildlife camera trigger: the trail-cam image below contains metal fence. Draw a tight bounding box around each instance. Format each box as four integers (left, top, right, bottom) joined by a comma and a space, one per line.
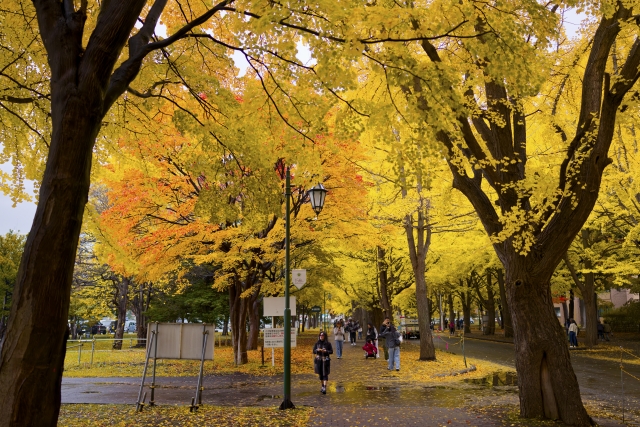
64, 333, 234, 367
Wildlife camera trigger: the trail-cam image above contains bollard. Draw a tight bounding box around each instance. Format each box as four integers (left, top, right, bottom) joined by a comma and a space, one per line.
78, 341, 83, 366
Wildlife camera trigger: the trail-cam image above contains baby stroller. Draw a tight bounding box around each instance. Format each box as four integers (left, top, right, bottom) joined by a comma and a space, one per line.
362, 339, 378, 359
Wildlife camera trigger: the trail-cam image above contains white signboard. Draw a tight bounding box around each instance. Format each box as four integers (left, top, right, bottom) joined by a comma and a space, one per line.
146, 323, 214, 360
263, 296, 296, 316
263, 327, 297, 348
292, 269, 307, 289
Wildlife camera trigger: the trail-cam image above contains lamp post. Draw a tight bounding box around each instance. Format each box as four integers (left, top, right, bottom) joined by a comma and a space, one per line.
280, 170, 327, 410
323, 292, 332, 333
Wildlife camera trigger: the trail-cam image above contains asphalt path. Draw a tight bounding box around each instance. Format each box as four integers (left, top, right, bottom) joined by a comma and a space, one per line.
424, 334, 640, 420
60, 336, 639, 425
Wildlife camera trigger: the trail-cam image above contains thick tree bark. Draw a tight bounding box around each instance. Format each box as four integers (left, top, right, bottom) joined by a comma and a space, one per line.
460, 279, 473, 334
506, 258, 591, 424
247, 292, 260, 351
132, 283, 150, 348
0, 1, 239, 424
223, 312, 229, 336
405, 210, 435, 361
229, 280, 248, 365
475, 271, 496, 336
113, 277, 129, 350
447, 293, 455, 326
411, 4, 640, 422
496, 269, 513, 338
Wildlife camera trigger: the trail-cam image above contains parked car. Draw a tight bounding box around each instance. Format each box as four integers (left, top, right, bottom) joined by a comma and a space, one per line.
77, 324, 90, 335
91, 324, 107, 335
125, 321, 136, 333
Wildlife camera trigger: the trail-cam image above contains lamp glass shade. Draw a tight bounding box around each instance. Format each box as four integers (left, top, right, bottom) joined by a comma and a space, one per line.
308, 184, 327, 215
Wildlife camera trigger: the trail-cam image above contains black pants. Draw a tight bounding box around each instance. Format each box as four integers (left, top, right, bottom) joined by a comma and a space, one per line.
350, 332, 356, 343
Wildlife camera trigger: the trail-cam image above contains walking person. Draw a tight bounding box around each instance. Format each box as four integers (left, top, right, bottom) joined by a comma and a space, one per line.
347, 318, 357, 345
366, 322, 379, 358
358, 324, 363, 341
333, 320, 345, 359
380, 317, 400, 371
568, 319, 579, 348
313, 331, 333, 394
597, 320, 605, 341
603, 320, 612, 341
449, 320, 455, 336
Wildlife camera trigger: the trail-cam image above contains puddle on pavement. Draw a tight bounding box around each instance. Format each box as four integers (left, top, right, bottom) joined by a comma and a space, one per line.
257, 395, 282, 401
293, 381, 474, 407
463, 372, 518, 387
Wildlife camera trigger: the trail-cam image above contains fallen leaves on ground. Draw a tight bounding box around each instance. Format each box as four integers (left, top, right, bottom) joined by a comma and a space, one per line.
58, 404, 313, 426
64, 334, 324, 377
397, 344, 513, 383
574, 345, 640, 366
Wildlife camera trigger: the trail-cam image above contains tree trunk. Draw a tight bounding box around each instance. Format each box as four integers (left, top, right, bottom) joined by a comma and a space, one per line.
438, 292, 444, 331
229, 281, 248, 365
496, 269, 513, 337
223, 312, 229, 336
581, 291, 598, 348
0, 2, 162, 424
482, 271, 496, 335
405, 210, 435, 361
377, 246, 392, 319
460, 279, 472, 334
447, 293, 455, 325
132, 283, 148, 348
569, 290, 574, 319
507, 258, 592, 425
0, 69, 104, 427
247, 293, 260, 351
113, 277, 129, 350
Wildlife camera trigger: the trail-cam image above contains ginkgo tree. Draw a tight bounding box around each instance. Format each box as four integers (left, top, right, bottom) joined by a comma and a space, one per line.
320, 1, 640, 424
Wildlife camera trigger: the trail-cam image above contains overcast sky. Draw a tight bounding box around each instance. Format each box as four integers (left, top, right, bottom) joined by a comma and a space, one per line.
0, 9, 585, 237
0, 162, 36, 235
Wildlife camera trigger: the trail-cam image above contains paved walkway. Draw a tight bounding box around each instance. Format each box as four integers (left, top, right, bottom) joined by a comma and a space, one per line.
61, 337, 636, 426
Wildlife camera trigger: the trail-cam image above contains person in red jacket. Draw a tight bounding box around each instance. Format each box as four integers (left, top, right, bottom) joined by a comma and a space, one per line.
362, 338, 377, 359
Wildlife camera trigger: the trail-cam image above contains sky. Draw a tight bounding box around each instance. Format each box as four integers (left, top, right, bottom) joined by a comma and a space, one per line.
0, 8, 585, 236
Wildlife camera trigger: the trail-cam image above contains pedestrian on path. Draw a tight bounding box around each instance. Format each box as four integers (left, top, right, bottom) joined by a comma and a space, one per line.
313, 331, 333, 394
380, 317, 400, 371
603, 321, 612, 341
366, 323, 379, 358
333, 320, 345, 359
568, 319, 579, 348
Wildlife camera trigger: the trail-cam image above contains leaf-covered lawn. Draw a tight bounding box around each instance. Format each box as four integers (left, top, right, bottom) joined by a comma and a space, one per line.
65, 331, 513, 385
64, 335, 323, 377
58, 404, 313, 427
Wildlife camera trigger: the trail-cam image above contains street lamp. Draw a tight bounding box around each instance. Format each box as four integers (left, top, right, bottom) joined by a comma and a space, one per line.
280, 168, 327, 410
308, 183, 327, 216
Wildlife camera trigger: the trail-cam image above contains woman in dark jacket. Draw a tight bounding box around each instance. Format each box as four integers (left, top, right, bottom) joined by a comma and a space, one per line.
313, 331, 333, 394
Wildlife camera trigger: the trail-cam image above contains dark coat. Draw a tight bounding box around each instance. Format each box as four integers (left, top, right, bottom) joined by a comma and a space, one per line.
313, 339, 333, 375
379, 324, 399, 348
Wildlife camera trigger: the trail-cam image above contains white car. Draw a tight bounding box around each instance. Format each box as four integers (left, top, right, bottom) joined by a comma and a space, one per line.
125, 321, 136, 333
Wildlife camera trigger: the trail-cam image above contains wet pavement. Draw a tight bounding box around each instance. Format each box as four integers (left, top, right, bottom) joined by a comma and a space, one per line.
61, 336, 639, 426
